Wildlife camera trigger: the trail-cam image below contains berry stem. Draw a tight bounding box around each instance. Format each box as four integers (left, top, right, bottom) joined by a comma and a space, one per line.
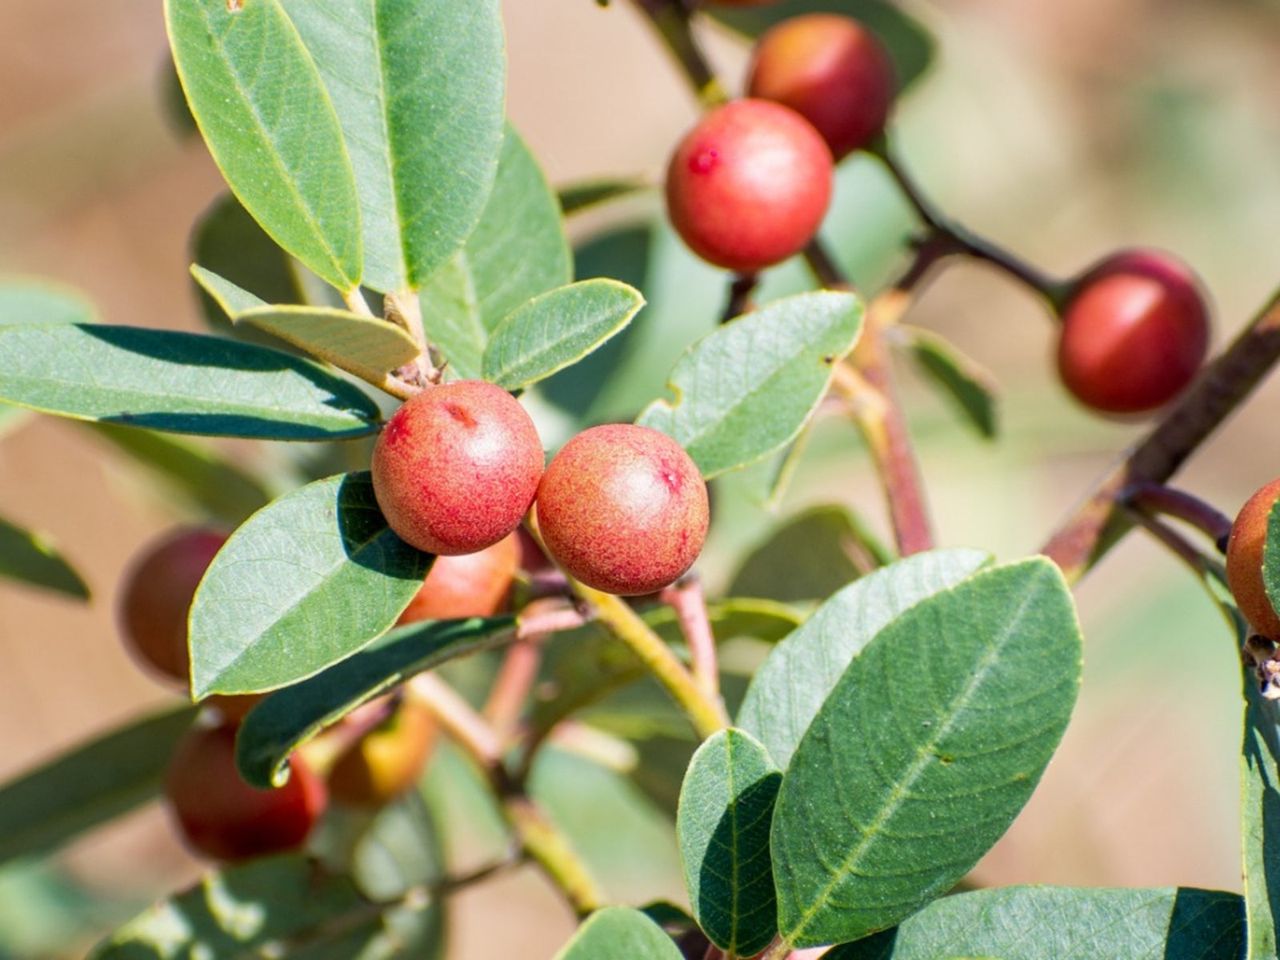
869, 140, 1068, 304
661, 574, 722, 704
407, 672, 606, 918
721, 273, 760, 324
1044, 290, 1280, 582
483, 600, 585, 742
1122, 481, 1234, 552
631, 0, 729, 109
578, 584, 730, 739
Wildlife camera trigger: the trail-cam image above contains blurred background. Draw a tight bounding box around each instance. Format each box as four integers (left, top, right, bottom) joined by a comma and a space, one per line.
4, 0, 1280, 955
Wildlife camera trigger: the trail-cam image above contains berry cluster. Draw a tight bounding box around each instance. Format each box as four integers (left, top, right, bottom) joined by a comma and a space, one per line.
664, 12, 1210, 416
370, 380, 710, 597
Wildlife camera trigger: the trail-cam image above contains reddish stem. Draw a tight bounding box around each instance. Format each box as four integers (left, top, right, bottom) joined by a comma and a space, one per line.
661, 574, 721, 702
1123, 481, 1234, 551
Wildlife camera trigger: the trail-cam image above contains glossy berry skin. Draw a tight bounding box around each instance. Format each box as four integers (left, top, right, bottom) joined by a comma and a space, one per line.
119, 527, 228, 687
665, 99, 833, 273
371, 381, 544, 556
747, 14, 896, 160
536, 424, 709, 596
1057, 250, 1210, 414
164, 723, 327, 862
328, 701, 438, 808
1227, 478, 1280, 640
398, 533, 520, 623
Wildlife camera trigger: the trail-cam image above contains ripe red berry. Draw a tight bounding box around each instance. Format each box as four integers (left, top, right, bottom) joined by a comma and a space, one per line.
164, 722, 327, 862
328, 700, 438, 808
536, 424, 709, 596
1227, 478, 1280, 640
665, 99, 833, 273
747, 14, 895, 160
118, 527, 227, 687
398, 532, 520, 624
1056, 249, 1210, 414
371, 381, 544, 556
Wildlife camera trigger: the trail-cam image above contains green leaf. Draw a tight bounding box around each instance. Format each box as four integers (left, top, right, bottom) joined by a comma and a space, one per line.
770, 557, 1083, 948
0, 324, 381, 440
193, 266, 421, 384
558, 177, 652, 216
237, 616, 513, 787
554, 907, 684, 960
677, 729, 781, 956
637, 292, 864, 478
1243, 673, 1280, 960
738, 548, 991, 769
729, 505, 891, 603
166, 0, 362, 291
0, 515, 89, 600
419, 127, 572, 379
0, 706, 196, 867
902, 325, 998, 440
829, 886, 1245, 960
189, 472, 432, 698
89, 855, 401, 959
483, 279, 645, 390
1261, 500, 1280, 632
86, 423, 272, 526
706, 0, 936, 95
283, 0, 506, 293
0, 279, 97, 326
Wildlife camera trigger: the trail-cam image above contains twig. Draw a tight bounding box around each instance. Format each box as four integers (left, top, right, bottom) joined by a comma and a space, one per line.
661, 574, 721, 703
1043, 291, 1280, 582
483, 599, 588, 742
408, 673, 503, 766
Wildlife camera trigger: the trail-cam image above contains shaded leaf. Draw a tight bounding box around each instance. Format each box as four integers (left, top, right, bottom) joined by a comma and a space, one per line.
707, 0, 935, 95
419, 127, 572, 379
0, 279, 97, 326
0, 515, 89, 600
553, 907, 684, 960
729, 505, 891, 603
237, 616, 513, 787
1243, 669, 1280, 960
86, 423, 272, 526
637, 292, 863, 477
902, 325, 998, 440
559, 178, 652, 215
771, 558, 1082, 947
0, 324, 381, 440
0, 706, 196, 867
193, 266, 420, 385
189, 472, 432, 698
166, 0, 362, 290
483, 279, 645, 389
283, 0, 506, 293
738, 548, 991, 769
677, 729, 780, 956
830, 886, 1245, 960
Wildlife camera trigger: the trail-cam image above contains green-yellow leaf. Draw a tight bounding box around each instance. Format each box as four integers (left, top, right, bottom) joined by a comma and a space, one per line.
554, 907, 684, 960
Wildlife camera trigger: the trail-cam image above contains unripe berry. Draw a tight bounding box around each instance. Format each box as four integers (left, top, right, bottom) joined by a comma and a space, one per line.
665, 99, 833, 273
118, 527, 228, 687
747, 14, 896, 160
1057, 249, 1210, 414
536, 424, 709, 596
371, 381, 544, 556
1227, 478, 1280, 640
328, 701, 438, 808
398, 533, 520, 624
164, 722, 326, 862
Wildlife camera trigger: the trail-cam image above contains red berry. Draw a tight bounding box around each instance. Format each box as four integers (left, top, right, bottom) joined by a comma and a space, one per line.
665, 99, 833, 273
536, 424, 709, 596
397, 532, 520, 623
328, 700, 438, 808
747, 14, 896, 160
118, 527, 228, 687
164, 722, 327, 862
371, 381, 544, 556
1227, 478, 1280, 641
1057, 250, 1210, 414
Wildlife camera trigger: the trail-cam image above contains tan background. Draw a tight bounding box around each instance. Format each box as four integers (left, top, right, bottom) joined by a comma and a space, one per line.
4, 0, 1280, 955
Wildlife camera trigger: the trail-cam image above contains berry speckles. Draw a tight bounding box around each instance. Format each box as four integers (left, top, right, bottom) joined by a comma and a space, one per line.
371, 381, 544, 556
689, 148, 719, 174
535, 424, 709, 596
